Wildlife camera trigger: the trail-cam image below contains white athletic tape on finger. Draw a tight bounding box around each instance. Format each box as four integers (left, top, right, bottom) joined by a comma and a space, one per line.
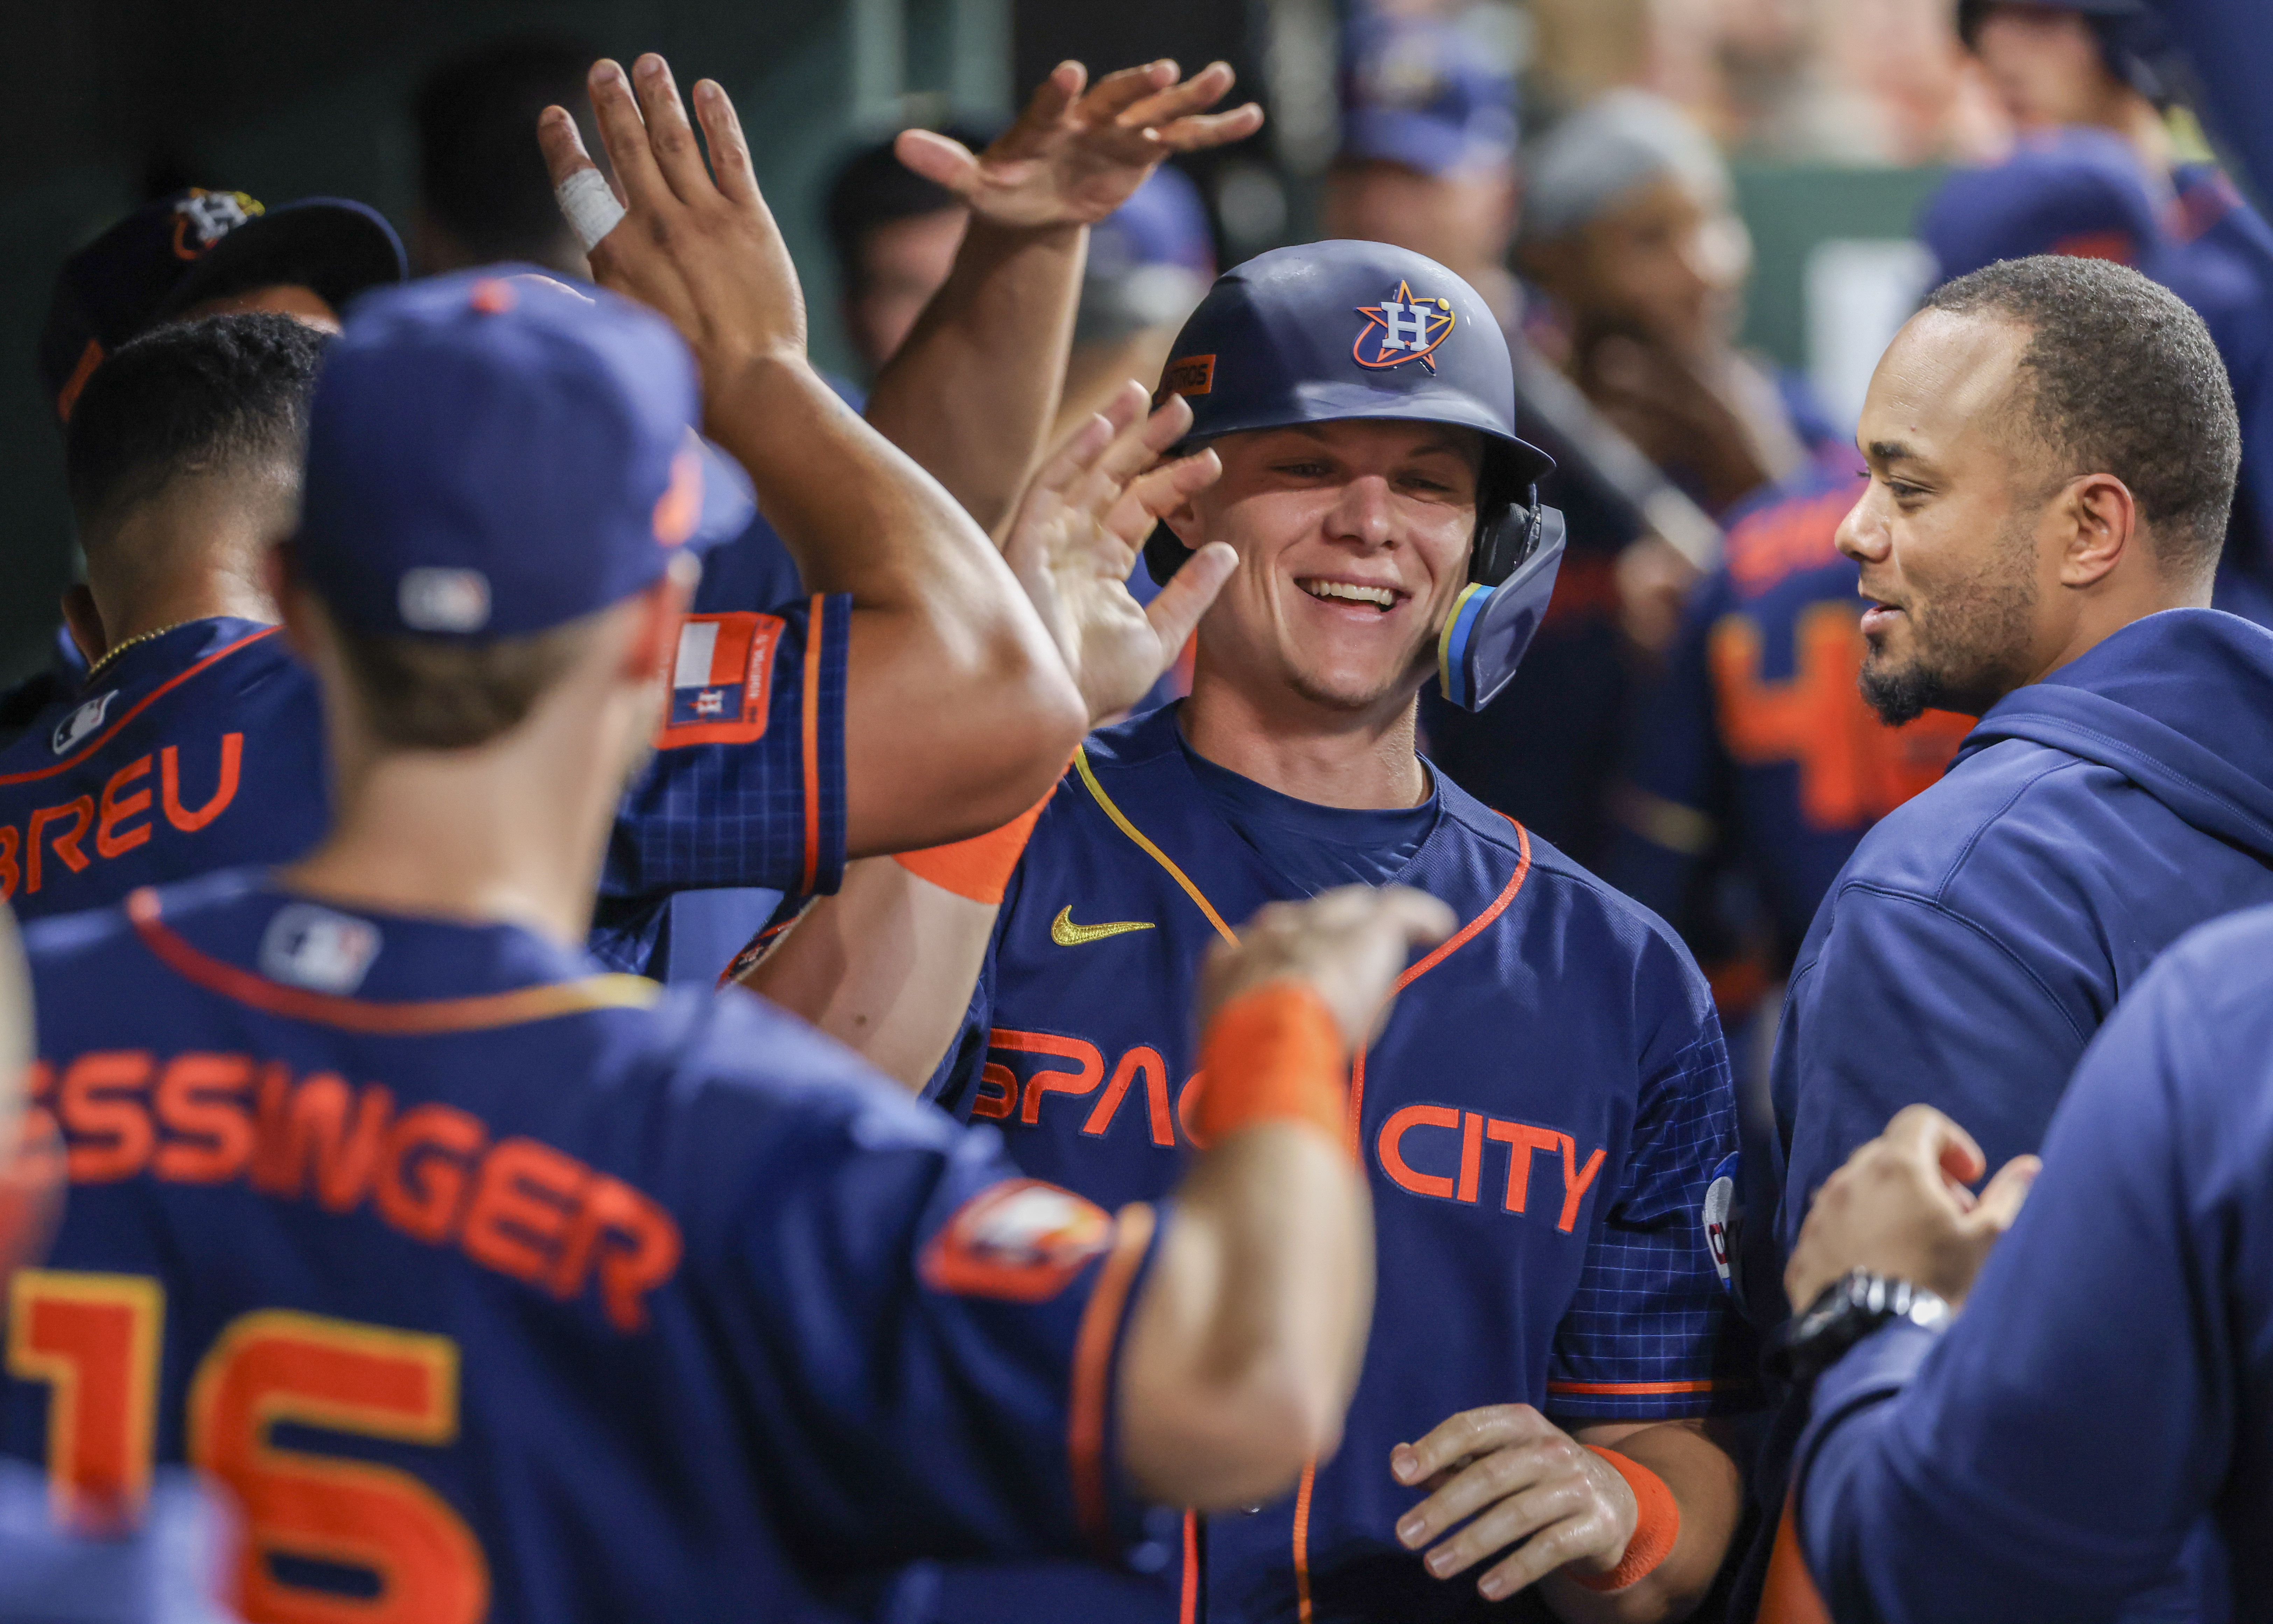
556, 168, 626, 252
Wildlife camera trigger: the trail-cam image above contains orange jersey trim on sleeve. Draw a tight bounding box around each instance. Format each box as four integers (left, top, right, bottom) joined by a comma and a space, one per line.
1067, 1200, 1156, 1558
1343, 817, 1531, 1155
1545, 1378, 1728, 1396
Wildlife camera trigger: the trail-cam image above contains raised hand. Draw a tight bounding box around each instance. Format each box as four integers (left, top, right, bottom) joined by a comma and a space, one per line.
537, 55, 807, 390
895, 59, 1262, 230
1002, 381, 1235, 724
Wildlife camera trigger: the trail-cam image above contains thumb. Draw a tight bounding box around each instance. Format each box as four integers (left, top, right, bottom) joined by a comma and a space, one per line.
1972, 1154, 2041, 1233
894, 129, 980, 193
1145, 542, 1234, 659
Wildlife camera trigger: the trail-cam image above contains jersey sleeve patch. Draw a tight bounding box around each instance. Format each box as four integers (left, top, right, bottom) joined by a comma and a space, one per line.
1703, 1150, 1738, 1293
657, 613, 783, 749
920, 1179, 1116, 1302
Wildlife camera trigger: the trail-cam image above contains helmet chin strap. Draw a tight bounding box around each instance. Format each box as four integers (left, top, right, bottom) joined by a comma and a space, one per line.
1437, 503, 1568, 710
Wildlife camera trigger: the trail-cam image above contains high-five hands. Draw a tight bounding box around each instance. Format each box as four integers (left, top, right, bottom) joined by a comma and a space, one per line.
537, 56, 806, 391
1003, 382, 1234, 725
897, 60, 1262, 229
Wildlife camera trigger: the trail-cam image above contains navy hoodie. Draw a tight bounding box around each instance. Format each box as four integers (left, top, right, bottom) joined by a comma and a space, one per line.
1774, 607, 2273, 1220
1760, 607, 2273, 1620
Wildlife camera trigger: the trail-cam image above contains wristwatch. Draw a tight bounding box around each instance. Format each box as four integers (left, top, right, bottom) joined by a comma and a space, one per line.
1767, 1269, 1951, 1383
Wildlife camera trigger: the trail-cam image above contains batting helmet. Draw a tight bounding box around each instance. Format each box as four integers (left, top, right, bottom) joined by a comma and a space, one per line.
1144, 239, 1563, 711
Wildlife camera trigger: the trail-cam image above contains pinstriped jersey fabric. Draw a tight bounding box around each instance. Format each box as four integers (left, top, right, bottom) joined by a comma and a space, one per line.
599, 591, 851, 903
1545, 1031, 1744, 1416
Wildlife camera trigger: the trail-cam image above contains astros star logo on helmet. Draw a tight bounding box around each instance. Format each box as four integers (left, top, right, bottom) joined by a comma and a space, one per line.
1353, 280, 1456, 373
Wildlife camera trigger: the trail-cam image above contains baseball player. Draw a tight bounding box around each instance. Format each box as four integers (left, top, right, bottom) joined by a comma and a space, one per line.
0, 251, 1439, 1623
635, 56, 1262, 979
0, 51, 1248, 934
0, 187, 409, 748
743, 241, 1755, 1623
38, 186, 407, 424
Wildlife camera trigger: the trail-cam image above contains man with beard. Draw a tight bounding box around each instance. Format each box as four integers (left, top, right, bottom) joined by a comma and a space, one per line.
1753, 252, 2273, 1620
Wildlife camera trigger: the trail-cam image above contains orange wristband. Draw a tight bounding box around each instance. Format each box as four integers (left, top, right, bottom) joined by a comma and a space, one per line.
1193, 983, 1347, 1143
1569, 1447, 1680, 1593
892, 786, 1054, 904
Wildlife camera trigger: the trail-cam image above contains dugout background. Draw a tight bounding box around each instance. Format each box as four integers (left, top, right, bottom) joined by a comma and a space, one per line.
0, 0, 1936, 683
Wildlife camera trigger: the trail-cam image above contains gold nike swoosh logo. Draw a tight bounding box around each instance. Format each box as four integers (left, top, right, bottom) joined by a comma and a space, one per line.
1050, 906, 1155, 947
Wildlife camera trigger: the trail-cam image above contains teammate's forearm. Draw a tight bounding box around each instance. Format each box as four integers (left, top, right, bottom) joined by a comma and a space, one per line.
1545, 1419, 1744, 1624
708, 354, 1087, 848
737, 857, 999, 1089
1119, 1123, 1374, 1509
864, 219, 1085, 534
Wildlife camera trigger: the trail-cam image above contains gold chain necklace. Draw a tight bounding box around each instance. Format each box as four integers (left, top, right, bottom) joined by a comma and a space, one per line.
81, 620, 197, 685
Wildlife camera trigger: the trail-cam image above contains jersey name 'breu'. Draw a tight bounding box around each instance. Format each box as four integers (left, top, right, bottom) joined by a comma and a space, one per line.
0, 623, 324, 923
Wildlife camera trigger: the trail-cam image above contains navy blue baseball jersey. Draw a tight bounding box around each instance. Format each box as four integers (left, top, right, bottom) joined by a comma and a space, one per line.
1607, 463, 1971, 965
920, 704, 1752, 1624
0, 601, 849, 933
3, 868, 1169, 1622
1796, 902, 2273, 1622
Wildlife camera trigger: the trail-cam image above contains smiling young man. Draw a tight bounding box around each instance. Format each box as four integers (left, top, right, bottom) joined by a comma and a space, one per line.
741, 240, 1753, 1624
1746, 253, 2273, 1621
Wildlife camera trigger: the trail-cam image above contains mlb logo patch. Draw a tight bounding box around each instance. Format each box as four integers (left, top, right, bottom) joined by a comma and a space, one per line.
658, 612, 783, 748
1353, 279, 1456, 373
51, 690, 115, 756
259, 903, 382, 994
1702, 1150, 1739, 1295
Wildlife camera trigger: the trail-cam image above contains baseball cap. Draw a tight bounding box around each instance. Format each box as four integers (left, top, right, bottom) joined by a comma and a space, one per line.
1921, 128, 2170, 282
297, 269, 753, 640
1337, 9, 1518, 178
39, 189, 406, 422
1076, 168, 1217, 346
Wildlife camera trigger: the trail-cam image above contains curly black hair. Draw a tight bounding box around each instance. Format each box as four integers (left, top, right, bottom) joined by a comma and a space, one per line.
64, 311, 330, 533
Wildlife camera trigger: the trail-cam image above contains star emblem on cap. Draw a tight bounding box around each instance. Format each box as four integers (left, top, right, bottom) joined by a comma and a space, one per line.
1353, 280, 1457, 372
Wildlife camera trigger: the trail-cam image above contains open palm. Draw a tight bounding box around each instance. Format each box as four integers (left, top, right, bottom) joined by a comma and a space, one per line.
896, 59, 1263, 229
1002, 383, 1235, 724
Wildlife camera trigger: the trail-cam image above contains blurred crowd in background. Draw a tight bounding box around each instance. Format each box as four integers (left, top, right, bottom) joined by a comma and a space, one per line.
16, 0, 2273, 1034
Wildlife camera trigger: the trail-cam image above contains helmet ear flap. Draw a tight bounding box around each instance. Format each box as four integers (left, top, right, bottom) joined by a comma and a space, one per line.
1471, 484, 1542, 586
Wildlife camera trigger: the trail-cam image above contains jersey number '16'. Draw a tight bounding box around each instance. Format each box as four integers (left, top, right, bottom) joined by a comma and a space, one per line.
6, 1268, 489, 1624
